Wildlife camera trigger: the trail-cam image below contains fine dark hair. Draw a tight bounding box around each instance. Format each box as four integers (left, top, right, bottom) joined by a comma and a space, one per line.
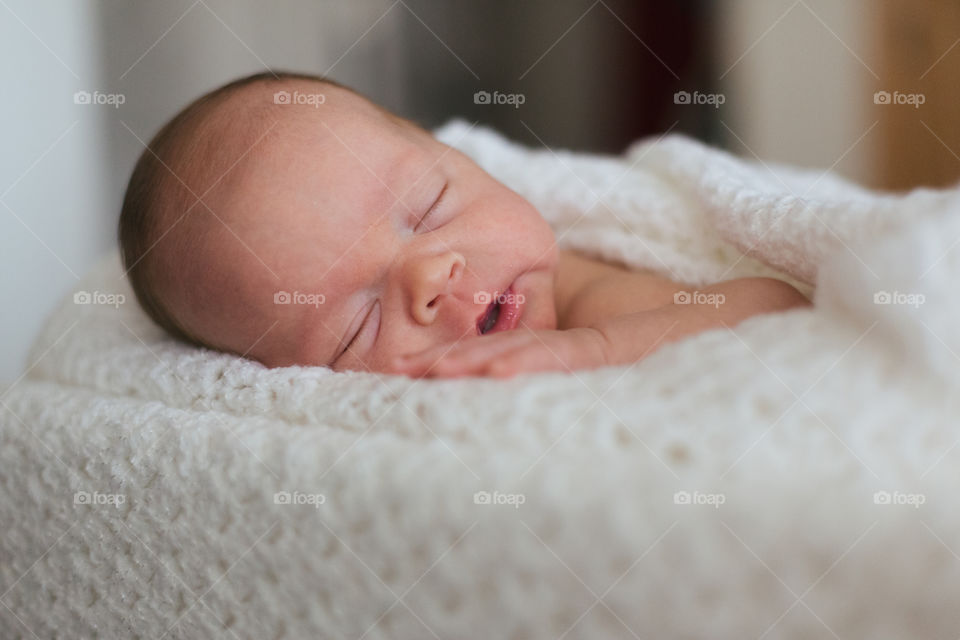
118, 70, 351, 346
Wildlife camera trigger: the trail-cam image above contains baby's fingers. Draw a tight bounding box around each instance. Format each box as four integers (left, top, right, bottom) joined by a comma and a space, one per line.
481, 342, 573, 378
425, 335, 535, 378
392, 333, 529, 378
482, 328, 607, 378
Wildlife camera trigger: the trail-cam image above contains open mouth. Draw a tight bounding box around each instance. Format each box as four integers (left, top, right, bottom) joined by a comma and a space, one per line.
478, 299, 501, 335
476, 285, 523, 335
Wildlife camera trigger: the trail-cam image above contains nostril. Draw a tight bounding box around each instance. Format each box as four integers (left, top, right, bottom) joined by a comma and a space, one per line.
426, 297, 438, 309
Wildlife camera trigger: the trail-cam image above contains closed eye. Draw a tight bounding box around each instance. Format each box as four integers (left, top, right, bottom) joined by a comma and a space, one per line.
414, 183, 449, 233
334, 300, 380, 366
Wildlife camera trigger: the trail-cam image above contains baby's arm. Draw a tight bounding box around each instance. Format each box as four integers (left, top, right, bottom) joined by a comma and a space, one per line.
590, 277, 811, 366
392, 277, 809, 378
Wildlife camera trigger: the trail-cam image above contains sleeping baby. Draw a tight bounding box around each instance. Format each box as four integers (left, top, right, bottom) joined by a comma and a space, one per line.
119, 71, 810, 378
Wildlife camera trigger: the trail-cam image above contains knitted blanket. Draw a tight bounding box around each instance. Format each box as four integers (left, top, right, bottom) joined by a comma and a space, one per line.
3, 119, 960, 639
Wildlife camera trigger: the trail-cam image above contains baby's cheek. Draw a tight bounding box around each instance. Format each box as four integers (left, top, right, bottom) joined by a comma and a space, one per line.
370, 345, 407, 374
364, 333, 410, 374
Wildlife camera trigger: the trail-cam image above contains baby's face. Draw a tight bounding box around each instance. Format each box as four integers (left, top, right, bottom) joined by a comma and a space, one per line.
167, 84, 559, 372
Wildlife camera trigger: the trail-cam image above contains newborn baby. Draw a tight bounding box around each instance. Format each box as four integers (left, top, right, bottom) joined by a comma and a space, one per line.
119, 71, 810, 378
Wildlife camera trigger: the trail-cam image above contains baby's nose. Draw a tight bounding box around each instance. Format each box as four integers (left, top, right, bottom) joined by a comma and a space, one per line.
410, 251, 465, 326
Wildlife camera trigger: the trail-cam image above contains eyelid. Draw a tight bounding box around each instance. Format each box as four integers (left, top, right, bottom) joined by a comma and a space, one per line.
413, 183, 448, 232
335, 300, 380, 364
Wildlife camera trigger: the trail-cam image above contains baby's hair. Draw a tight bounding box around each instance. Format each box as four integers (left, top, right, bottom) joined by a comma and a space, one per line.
118, 70, 354, 349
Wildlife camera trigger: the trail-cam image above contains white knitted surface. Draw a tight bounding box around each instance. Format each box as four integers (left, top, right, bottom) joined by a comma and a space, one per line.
3, 119, 960, 640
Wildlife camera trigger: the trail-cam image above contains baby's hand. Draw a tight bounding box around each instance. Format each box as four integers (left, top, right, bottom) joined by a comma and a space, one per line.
389, 327, 610, 379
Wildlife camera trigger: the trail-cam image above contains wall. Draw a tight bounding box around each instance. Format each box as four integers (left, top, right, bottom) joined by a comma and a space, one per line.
0, 1, 113, 383
718, 0, 877, 187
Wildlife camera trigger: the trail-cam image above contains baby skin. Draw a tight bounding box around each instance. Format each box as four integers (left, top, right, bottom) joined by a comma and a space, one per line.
126, 74, 811, 379
395, 249, 811, 377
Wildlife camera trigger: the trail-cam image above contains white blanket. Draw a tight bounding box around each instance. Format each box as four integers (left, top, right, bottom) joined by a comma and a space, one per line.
3, 119, 960, 639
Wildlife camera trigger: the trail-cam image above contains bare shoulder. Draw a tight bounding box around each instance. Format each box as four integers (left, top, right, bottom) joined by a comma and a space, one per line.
555, 249, 687, 328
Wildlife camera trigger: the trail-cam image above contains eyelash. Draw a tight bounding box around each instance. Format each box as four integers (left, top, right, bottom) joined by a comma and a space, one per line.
414, 183, 449, 232
336, 300, 380, 364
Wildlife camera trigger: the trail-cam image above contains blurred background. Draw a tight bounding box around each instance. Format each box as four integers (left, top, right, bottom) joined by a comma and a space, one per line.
2, 0, 959, 381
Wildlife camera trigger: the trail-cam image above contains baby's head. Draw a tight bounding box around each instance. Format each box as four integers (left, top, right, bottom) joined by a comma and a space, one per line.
119, 72, 559, 372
